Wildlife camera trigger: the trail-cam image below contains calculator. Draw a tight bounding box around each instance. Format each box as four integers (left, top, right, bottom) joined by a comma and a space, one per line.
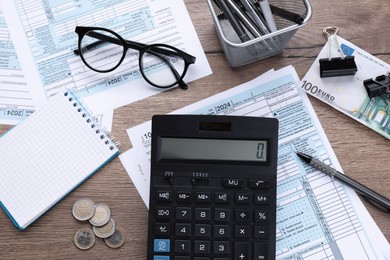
147, 115, 278, 260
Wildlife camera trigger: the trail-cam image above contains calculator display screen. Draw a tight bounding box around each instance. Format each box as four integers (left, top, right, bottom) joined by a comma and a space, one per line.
160, 138, 267, 162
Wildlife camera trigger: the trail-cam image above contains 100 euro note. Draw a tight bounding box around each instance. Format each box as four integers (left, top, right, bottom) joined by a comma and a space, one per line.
300, 35, 390, 139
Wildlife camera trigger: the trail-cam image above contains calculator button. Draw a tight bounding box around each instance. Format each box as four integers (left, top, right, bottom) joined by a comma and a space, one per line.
176, 207, 192, 220
194, 224, 210, 237
174, 257, 190, 260
254, 194, 269, 204
196, 192, 211, 202
214, 225, 229, 237
223, 178, 244, 188
235, 225, 250, 239
249, 179, 270, 189
214, 208, 230, 222
235, 193, 251, 204
157, 191, 171, 201
156, 207, 171, 219
154, 239, 170, 253
253, 242, 268, 260
176, 191, 192, 202
154, 256, 170, 260
254, 226, 269, 239
215, 192, 230, 203
195, 208, 210, 221
175, 240, 191, 253
213, 241, 229, 254
194, 240, 210, 254
155, 223, 170, 236
235, 209, 250, 222
175, 223, 191, 237
254, 210, 268, 223
234, 242, 249, 260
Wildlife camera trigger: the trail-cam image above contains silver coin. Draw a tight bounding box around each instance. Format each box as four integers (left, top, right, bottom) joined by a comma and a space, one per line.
74, 228, 95, 250
93, 218, 116, 238
72, 198, 95, 221
89, 203, 111, 227
104, 227, 126, 249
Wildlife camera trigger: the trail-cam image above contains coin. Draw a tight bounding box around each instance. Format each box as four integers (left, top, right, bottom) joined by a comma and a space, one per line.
89, 203, 111, 226
72, 198, 95, 221
104, 227, 126, 249
74, 228, 95, 250
93, 218, 116, 238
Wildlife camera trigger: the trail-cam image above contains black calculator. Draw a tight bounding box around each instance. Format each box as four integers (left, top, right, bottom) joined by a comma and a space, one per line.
147, 115, 278, 260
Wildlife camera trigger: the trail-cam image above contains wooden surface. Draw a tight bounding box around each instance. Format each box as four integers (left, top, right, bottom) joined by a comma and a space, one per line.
0, 0, 389, 258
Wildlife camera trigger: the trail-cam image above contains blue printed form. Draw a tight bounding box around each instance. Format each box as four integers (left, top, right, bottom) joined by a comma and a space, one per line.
0, 0, 211, 112
122, 66, 390, 259
0, 9, 34, 125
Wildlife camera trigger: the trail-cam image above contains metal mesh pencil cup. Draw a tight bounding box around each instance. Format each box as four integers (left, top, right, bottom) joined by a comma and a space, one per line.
207, 0, 312, 67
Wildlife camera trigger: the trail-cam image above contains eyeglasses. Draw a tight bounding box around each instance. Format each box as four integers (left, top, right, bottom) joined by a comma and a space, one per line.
74, 26, 196, 89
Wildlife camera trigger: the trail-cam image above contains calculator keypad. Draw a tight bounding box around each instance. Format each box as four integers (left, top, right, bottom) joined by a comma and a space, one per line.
148, 177, 275, 260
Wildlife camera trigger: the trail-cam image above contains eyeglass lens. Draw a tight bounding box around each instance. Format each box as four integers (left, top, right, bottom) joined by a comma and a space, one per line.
141, 46, 186, 87
80, 29, 125, 72
79, 29, 187, 88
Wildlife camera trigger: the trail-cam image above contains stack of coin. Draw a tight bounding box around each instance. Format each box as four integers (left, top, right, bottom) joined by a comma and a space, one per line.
72, 198, 126, 250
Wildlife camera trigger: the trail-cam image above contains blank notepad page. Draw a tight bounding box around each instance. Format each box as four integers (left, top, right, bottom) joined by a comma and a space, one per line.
0, 90, 119, 229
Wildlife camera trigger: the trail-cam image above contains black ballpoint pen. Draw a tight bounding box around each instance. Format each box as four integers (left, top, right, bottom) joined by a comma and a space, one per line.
215, 0, 251, 42
296, 151, 390, 211
226, 0, 263, 38
270, 5, 304, 25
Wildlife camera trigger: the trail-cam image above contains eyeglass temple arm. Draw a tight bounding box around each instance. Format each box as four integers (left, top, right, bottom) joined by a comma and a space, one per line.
74, 31, 188, 89
74, 31, 195, 63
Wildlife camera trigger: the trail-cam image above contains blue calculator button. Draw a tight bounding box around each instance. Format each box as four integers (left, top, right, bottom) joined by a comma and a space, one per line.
154, 256, 170, 260
154, 239, 170, 252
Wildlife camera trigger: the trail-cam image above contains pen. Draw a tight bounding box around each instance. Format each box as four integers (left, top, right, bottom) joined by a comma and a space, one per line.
215, 0, 251, 42
258, 0, 277, 32
226, 0, 262, 38
296, 151, 390, 211
270, 4, 304, 25
239, 0, 270, 35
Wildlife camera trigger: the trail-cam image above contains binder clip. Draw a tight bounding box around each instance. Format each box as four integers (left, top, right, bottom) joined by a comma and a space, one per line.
319, 27, 357, 78
363, 73, 390, 99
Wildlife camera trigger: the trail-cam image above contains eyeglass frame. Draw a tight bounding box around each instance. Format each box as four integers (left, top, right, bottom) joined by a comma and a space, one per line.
74, 26, 196, 89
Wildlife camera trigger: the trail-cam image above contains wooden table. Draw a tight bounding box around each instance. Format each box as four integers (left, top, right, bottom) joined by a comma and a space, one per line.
0, 0, 389, 258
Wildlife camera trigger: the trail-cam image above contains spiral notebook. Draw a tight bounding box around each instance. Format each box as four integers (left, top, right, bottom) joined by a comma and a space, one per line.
0, 89, 120, 230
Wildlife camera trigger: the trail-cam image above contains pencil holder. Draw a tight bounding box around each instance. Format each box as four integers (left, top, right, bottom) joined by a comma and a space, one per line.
207, 0, 312, 67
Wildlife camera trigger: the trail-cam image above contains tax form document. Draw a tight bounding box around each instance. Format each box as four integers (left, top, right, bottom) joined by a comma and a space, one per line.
1, 7, 114, 128
301, 36, 390, 140
0, 0, 211, 112
1, 7, 115, 127
121, 66, 390, 259
0, 9, 34, 125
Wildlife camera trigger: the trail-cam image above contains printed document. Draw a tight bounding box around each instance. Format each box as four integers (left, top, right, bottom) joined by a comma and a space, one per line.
120, 66, 390, 259
301, 35, 390, 139
1, 8, 114, 127
0, 9, 113, 128
1, 0, 212, 112
0, 9, 34, 125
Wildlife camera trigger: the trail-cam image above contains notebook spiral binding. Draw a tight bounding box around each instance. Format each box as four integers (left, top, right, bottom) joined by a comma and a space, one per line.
63, 89, 121, 150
